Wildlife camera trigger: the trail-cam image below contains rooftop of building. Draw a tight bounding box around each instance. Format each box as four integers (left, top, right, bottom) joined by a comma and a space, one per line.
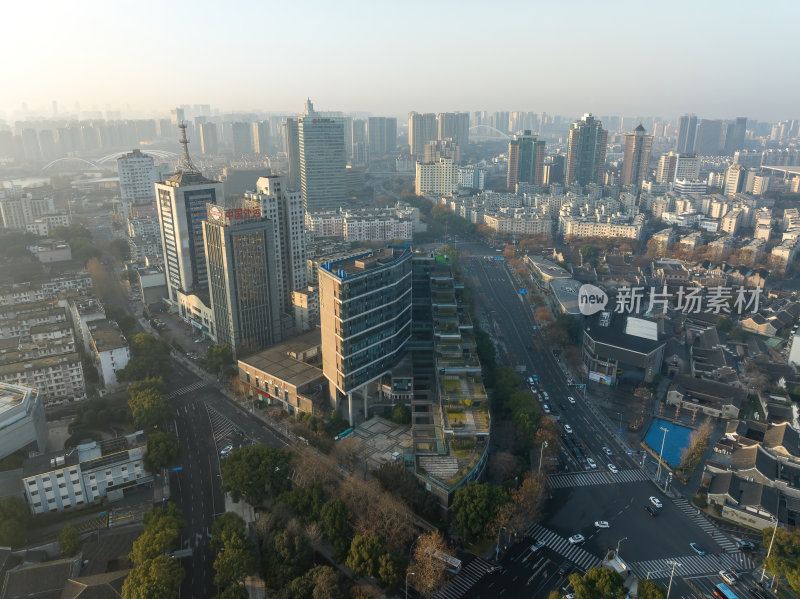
0, 351, 81, 377
583, 312, 665, 355
87, 320, 128, 353
549, 279, 582, 315
0, 555, 81, 599
0, 382, 36, 420
238, 329, 324, 390
22, 431, 146, 478
320, 246, 412, 279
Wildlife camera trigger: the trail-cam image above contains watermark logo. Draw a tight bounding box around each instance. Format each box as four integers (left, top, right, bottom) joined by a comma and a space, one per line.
615, 285, 763, 315
578, 284, 609, 316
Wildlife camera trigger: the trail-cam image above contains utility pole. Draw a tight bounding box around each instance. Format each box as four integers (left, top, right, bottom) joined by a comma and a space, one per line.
539, 441, 549, 473
666, 560, 680, 598
655, 426, 668, 486
496, 526, 507, 561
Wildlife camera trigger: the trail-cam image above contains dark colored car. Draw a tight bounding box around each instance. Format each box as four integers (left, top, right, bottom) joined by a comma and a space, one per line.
645, 505, 658, 517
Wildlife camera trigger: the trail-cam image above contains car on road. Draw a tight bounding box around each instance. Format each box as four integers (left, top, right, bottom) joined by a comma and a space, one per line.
689, 542, 706, 556
543, 391, 549, 400
543, 404, 551, 413
587, 457, 597, 469
532, 375, 538, 382
532, 324, 537, 330
528, 377, 534, 385
649, 496, 663, 509
194, 337, 204, 343
567, 396, 576, 404
486, 565, 503, 574
644, 505, 658, 517
602, 446, 613, 456
736, 540, 756, 551
594, 521, 609, 529
719, 570, 738, 585
220, 444, 233, 457
530, 539, 546, 553
568, 534, 585, 545
564, 424, 573, 434
608, 463, 619, 473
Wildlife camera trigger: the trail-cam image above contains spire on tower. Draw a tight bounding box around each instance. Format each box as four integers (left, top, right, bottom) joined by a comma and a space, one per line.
175, 122, 199, 174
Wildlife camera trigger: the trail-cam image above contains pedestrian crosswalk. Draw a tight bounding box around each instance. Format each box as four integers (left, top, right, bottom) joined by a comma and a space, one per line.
548, 468, 650, 489
205, 404, 238, 442
525, 523, 601, 572
167, 380, 208, 399
630, 551, 752, 580
433, 556, 491, 599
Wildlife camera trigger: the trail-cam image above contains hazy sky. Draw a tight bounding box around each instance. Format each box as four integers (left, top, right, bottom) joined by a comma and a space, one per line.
3, 0, 798, 122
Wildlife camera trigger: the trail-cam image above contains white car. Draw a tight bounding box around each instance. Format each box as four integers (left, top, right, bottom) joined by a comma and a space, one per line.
543, 404, 551, 414
594, 521, 609, 529
543, 392, 549, 400
567, 396, 576, 404
564, 424, 573, 434
530, 540, 546, 553
602, 446, 613, 456
650, 496, 663, 509
568, 534, 585, 544
587, 458, 597, 469
608, 463, 619, 473
719, 570, 738, 585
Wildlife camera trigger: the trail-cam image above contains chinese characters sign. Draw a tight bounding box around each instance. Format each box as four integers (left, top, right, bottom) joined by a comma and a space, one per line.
614, 285, 762, 315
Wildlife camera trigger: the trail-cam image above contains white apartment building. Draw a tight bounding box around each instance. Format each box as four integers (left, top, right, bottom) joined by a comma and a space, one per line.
482, 212, 552, 237
86, 320, 130, 391
343, 217, 413, 242
22, 432, 149, 515
291, 286, 320, 333
560, 214, 645, 240
457, 165, 486, 190
675, 154, 701, 181
0, 273, 92, 307
415, 158, 458, 196
720, 209, 743, 234
117, 150, 157, 205
0, 352, 85, 404
674, 179, 707, 195
772, 239, 800, 267
67, 297, 105, 350
0, 192, 57, 230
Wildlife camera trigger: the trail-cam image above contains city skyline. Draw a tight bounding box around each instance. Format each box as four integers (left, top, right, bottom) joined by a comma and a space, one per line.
3, 0, 799, 122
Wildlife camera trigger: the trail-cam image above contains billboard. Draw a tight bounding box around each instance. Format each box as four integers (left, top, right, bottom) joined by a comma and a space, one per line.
589, 371, 613, 386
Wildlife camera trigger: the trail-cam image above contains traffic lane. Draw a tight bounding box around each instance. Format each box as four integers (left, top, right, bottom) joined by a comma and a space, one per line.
546, 482, 729, 562
199, 389, 287, 449
473, 546, 565, 599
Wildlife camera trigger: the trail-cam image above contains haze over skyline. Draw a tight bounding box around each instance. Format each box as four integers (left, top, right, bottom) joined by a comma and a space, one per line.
4, 0, 799, 122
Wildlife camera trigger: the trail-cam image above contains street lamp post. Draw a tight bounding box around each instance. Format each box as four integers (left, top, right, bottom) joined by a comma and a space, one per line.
655, 426, 669, 487
538, 441, 549, 473
406, 572, 416, 599
615, 537, 628, 558
761, 516, 780, 584
666, 560, 680, 598
496, 526, 507, 561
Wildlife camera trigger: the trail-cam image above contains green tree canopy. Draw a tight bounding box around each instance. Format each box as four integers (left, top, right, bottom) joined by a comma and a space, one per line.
128, 387, 172, 431
205, 344, 236, 378
130, 504, 185, 565
222, 445, 291, 505
214, 585, 249, 599
377, 553, 402, 591
118, 334, 172, 382
121, 555, 184, 599
451, 482, 510, 542
211, 512, 247, 552
762, 526, 800, 593
345, 535, 385, 579
0, 497, 31, 547
213, 529, 256, 588
637, 579, 667, 599
144, 431, 180, 472
58, 523, 79, 555
568, 567, 627, 599
319, 498, 351, 561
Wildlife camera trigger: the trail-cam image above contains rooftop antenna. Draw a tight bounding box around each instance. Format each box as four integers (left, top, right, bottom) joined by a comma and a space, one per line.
175, 122, 199, 174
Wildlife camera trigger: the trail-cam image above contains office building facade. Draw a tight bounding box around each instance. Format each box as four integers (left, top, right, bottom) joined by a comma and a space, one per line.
676, 114, 697, 153
199, 122, 218, 155
565, 114, 608, 186
621, 125, 653, 187
156, 125, 224, 302
203, 203, 282, 358
409, 113, 437, 157
507, 131, 546, 188
298, 101, 347, 212
318, 247, 412, 422
243, 175, 307, 317
367, 117, 397, 157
